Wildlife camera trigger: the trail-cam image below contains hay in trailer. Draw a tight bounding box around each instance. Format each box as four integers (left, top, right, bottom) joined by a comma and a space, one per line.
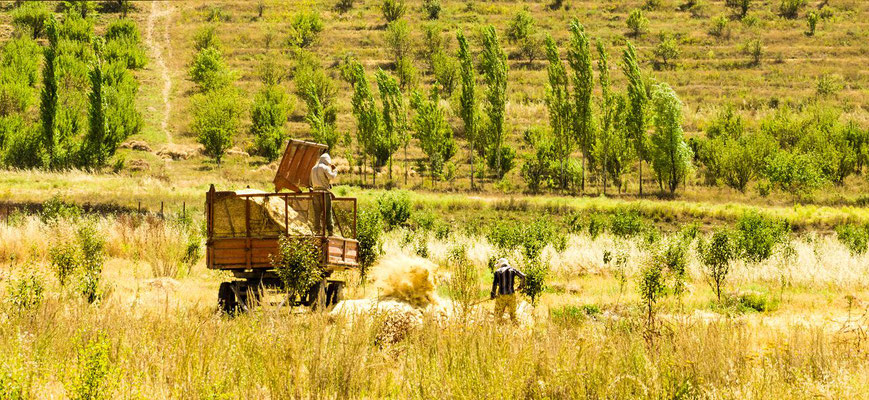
211, 189, 313, 238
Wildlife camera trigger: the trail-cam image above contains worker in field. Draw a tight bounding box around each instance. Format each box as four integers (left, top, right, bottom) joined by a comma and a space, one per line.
311, 153, 337, 236
490, 258, 525, 324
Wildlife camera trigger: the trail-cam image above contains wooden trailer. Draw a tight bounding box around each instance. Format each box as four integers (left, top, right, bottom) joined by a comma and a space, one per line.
206, 140, 358, 312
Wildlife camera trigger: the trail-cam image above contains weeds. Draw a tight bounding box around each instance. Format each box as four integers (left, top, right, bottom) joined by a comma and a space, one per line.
68, 334, 115, 400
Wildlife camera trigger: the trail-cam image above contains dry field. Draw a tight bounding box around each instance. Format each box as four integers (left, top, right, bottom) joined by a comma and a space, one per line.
1, 205, 868, 398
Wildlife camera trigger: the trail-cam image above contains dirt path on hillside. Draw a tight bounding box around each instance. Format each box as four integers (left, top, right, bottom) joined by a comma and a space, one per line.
145, 1, 174, 144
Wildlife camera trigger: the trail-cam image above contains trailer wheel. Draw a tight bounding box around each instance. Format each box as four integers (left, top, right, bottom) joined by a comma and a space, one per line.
325, 281, 344, 307
218, 282, 237, 314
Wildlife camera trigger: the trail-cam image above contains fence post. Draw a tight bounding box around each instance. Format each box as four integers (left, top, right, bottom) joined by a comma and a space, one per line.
160, 201, 164, 219
138, 201, 141, 214
182, 202, 186, 219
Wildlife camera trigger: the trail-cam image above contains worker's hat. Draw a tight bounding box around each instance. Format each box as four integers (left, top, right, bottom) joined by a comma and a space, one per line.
494, 258, 509, 269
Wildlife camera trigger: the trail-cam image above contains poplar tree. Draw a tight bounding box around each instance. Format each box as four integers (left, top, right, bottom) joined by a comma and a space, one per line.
479, 25, 508, 178
349, 62, 381, 186
83, 38, 107, 167
622, 41, 649, 195
650, 83, 692, 193
567, 19, 594, 192
594, 40, 612, 195
40, 18, 58, 169
543, 34, 572, 191
375, 69, 406, 183
456, 30, 478, 189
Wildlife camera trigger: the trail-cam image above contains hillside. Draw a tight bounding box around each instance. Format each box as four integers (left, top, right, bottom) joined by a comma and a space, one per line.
1, 0, 868, 203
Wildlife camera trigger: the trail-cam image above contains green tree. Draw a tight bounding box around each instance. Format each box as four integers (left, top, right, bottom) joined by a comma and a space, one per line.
698, 229, 736, 302
649, 84, 692, 193
295, 51, 338, 151
375, 69, 406, 182
410, 89, 457, 183
40, 18, 59, 169
506, 9, 542, 65
348, 61, 382, 185
593, 41, 634, 195
192, 88, 243, 164
81, 39, 108, 168
456, 30, 478, 188
567, 20, 595, 191
622, 41, 649, 195
480, 25, 510, 179
652, 32, 679, 70
543, 35, 572, 191
271, 236, 323, 302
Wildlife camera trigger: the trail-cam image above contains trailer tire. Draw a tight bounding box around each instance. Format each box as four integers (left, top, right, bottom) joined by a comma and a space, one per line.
218, 282, 237, 314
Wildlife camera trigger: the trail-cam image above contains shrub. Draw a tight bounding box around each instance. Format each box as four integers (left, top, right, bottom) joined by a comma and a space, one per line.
250, 85, 291, 161
735, 211, 789, 263
445, 244, 479, 319
638, 260, 667, 327
815, 74, 842, 98
742, 38, 763, 66
377, 190, 412, 230
271, 236, 323, 299
724, 0, 751, 19
806, 11, 818, 36
288, 11, 323, 48
487, 145, 516, 179
708, 16, 731, 40
422, 0, 441, 20
698, 229, 736, 301
779, 0, 805, 19
6, 274, 44, 312
192, 88, 243, 164
835, 223, 869, 255
11, 1, 51, 39
385, 20, 412, 61
763, 150, 825, 200
193, 25, 220, 51
41, 195, 82, 224
356, 208, 383, 279
431, 52, 457, 96
2, 122, 43, 169
610, 209, 644, 238
522, 260, 548, 306
188, 47, 233, 92
77, 222, 105, 303
69, 334, 115, 400
587, 213, 607, 239
643, 0, 661, 11
335, 0, 355, 14
381, 0, 406, 23
626, 9, 649, 37
49, 241, 80, 286
205, 6, 229, 22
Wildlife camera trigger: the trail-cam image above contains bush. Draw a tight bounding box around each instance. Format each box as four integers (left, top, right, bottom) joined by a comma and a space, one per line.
734, 211, 789, 263
192, 88, 243, 164
806, 11, 818, 36
1, 122, 43, 169
193, 25, 220, 51
835, 223, 869, 255
626, 9, 649, 37
77, 222, 105, 303
742, 38, 763, 66
377, 190, 412, 230
431, 52, 457, 96
381, 0, 406, 23
6, 274, 44, 312
385, 20, 412, 61
779, 0, 805, 19
335, 0, 355, 14
41, 195, 82, 224
288, 11, 323, 48
188, 47, 233, 92
69, 334, 115, 400
724, 0, 751, 19
356, 208, 383, 279
422, 0, 441, 20
763, 150, 825, 200
815, 74, 842, 98
610, 209, 644, 238
522, 260, 548, 306
11, 1, 51, 39
271, 236, 323, 299
708, 16, 731, 40
445, 244, 479, 319
487, 145, 516, 179
250, 85, 291, 161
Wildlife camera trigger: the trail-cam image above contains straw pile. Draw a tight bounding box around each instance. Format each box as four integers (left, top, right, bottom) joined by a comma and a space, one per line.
211, 189, 312, 237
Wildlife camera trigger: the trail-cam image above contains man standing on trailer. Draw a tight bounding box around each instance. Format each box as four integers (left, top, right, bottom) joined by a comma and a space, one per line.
490, 258, 526, 323
310, 153, 338, 236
